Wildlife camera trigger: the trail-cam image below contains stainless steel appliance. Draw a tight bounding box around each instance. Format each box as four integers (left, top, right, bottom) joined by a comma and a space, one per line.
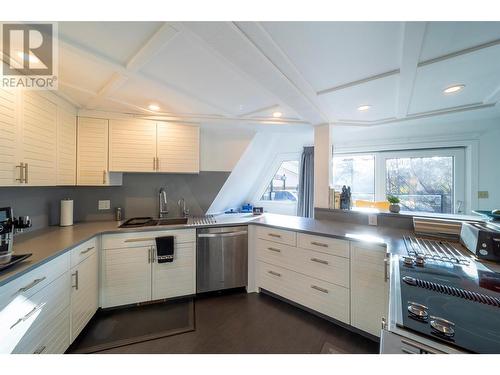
196, 226, 248, 293
460, 222, 500, 262
381, 235, 500, 353
0, 207, 14, 264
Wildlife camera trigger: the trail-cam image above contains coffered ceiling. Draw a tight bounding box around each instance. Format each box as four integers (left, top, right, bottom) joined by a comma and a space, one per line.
57, 21, 500, 127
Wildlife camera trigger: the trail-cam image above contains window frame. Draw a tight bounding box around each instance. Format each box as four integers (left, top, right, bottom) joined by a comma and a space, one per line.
252, 152, 301, 207
333, 147, 466, 214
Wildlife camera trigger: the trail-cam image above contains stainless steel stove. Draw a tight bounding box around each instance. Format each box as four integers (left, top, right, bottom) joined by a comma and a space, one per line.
382, 235, 500, 354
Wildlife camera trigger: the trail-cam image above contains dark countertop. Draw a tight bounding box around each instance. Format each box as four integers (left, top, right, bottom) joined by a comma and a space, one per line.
1, 213, 411, 287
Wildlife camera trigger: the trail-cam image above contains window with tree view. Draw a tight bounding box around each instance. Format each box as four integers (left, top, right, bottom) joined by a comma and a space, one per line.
385, 156, 454, 214
261, 160, 299, 202
332, 148, 464, 214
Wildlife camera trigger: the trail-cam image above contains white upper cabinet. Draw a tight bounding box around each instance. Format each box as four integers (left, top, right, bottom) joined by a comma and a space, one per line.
77, 117, 110, 185
157, 122, 199, 173
20, 92, 58, 186
56, 108, 77, 185
0, 88, 18, 186
109, 119, 157, 172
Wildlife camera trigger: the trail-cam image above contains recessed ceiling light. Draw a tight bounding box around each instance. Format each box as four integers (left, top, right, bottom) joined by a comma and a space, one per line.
443, 85, 465, 94
272, 111, 282, 118
148, 103, 160, 111
357, 105, 371, 112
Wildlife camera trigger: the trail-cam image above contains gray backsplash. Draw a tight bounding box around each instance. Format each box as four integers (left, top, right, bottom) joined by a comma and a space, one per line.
0, 172, 229, 231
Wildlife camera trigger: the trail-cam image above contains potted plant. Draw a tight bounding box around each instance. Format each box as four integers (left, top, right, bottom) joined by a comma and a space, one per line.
387, 195, 401, 213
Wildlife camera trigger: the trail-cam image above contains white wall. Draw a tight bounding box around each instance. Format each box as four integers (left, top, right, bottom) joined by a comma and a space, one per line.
331, 116, 500, 212
200, 127, 255, 171
208, 129, 313, 215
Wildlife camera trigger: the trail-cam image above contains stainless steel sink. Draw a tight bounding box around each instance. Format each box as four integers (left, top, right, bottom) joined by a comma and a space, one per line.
119, 217, 188, 228
153, 217, 188, 226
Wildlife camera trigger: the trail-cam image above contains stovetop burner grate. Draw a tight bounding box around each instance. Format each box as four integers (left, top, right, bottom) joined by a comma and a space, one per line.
404, 236, 471, 265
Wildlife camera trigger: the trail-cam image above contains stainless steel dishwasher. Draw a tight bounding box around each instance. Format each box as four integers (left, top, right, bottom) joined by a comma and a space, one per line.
196, 226, 248, 293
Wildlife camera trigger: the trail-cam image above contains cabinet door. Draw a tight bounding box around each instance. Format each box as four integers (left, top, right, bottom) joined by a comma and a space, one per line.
157, 122, 199, 173
109, 119, 157, 172
152, 242, 196, 300
20, 92, 57, 185
101, 246, 152, 308
0, 88, 18, 185
77, 117, 109, 185
56, 108, 77, 185
70, 251, 98, 342
350, 243, 389, 337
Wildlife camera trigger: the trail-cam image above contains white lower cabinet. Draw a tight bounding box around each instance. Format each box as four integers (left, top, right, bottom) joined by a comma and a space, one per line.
70, 247, 99, 342
101, 229, 196, 308
254, 227, 390, 337
350, 243, 389, 337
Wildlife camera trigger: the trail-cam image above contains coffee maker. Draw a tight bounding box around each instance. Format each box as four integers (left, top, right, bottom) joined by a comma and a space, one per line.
0, 207, 14, 264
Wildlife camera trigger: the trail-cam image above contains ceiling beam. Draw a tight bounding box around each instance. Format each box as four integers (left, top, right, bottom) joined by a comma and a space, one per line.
396, 22, 427, 118
58, 35, 233, 116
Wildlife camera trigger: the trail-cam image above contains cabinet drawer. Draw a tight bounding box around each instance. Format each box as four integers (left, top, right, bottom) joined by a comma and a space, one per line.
257, 261, 350, 324
102, 229, 196, 250
0, 271, 70, 353
256, 226, 296, 246
13, 306, 70, 354
256, 239, 349, 287
70, 237, 97, 268
297, 233, 349, 258
0, 252, 69, 312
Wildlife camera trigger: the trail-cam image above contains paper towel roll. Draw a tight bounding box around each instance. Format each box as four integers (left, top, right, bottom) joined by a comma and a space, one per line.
60, 199, 74, 227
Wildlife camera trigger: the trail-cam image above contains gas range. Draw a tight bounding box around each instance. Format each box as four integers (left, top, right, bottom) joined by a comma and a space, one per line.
393, 236, 500, 354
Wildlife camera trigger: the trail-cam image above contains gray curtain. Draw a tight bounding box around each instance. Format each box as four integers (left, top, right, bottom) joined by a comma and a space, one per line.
297, 146, 314, 218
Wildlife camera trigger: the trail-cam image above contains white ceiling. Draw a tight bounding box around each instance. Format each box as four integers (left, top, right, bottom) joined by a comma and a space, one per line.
57, 21, 500, 128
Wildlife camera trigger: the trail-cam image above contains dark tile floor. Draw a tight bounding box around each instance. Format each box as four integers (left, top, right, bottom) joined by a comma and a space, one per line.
84, 291, 378, 354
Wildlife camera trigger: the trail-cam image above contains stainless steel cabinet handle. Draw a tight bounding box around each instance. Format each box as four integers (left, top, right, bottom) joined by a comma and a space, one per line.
153, 157, 156, 171
311, 241, 328, 248
124, 237, 155, 243
267, 233, 282, 238
268, 270, 281, 277
10, 302, 46, 329
72, 270, 79, 290
34, 345, 46, 354
384, 256, 390, 282
267, 247, 281, 253
198, 231, 248, 238
80, 246, 95, 255
156, 157, 160, 171
15, 277, 46, 295
102, 170, 106, 184
16, 163, 25, 182
151, 246, 156, 263
311, 285, 329, 293
24, 163, 28, 183
148, 246, 151, 264
310, 257, 329, 265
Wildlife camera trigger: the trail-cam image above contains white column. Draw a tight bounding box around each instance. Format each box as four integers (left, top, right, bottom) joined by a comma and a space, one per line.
314, 124, 333, 209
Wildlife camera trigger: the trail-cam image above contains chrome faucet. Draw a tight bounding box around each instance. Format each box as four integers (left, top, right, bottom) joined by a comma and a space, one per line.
159, 187, 168, 218
178, 198, 189, 217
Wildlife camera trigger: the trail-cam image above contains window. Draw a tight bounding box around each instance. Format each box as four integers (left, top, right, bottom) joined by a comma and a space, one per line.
332, 148, 465, 214
332, 155, 375, 201
261, 160, 299, 202
385, 155, 454, 213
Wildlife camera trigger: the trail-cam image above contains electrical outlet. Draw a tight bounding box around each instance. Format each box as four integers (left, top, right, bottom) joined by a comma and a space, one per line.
478, 191, 489, 199
98, 200, 111, 210
368, 214, 378, 226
